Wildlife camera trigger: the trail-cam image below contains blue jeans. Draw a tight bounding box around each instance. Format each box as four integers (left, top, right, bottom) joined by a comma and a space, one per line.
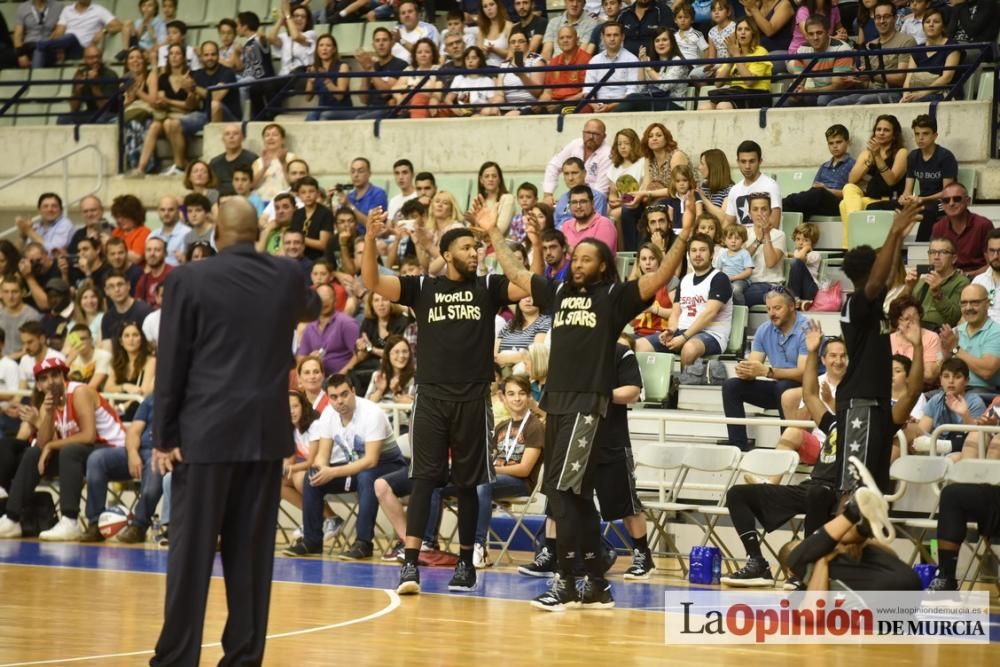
786, 258, 818, 301
744, 282, 782, 307
302, 454, 407, 549
721, 377, 800, 450
85, 447, 164, 527
827, 91, 902, 106
439, 475, 531, 546
32, 33, 82, 68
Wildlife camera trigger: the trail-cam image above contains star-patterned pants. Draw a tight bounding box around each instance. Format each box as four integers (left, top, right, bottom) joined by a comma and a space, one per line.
837, 399, 897, 494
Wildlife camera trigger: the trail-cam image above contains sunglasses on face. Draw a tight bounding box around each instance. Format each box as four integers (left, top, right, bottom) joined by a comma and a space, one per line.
941, 196, 965, 204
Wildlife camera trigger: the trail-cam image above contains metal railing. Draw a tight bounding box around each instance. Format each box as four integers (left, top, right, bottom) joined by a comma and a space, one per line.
928, 423, 1000, 459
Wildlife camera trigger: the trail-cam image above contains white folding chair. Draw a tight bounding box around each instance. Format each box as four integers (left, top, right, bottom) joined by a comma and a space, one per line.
946, 459, 1000, 591
493, 465, 546, 566
887, 455, 951, 565
634, 443, 688, 572
670, 445, 743, 570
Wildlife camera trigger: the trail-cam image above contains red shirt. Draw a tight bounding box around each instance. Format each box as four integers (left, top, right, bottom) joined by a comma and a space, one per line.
931, 213, 992, 274
134, 264, 173, 307
545, 48, 591, 101
113, 225, 152, 265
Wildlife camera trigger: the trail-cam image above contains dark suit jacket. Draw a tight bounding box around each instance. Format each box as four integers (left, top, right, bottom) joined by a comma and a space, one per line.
154, 242, 320, 463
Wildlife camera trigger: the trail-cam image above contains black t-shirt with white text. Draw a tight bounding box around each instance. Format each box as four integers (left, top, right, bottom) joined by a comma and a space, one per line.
594, 344, 644, 464
837, 286, 891, 410
531, 275, 652, 414
398, 274, 513, 400
291, 204, 335, 261
807, 412, 840, 486
907, 145, 958, 199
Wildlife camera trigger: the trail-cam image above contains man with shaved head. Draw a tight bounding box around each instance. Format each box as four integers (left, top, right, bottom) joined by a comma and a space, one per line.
150, 197, 319, 666
150, 196, 191, 267
209, 123, 258, 196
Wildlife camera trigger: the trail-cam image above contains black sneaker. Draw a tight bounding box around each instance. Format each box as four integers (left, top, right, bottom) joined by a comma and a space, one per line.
448, 561, 477, 592
283, 538, 323, 557
624, 549, 654, 580
720, 557, 774, 587
531, 574, 581, 612
337, 540, 374, 560
926, 576, 958, 592
518, 546, 556, 577
783, 576, 805, 591
397, 562, 421, 595
581, 577, 615, 609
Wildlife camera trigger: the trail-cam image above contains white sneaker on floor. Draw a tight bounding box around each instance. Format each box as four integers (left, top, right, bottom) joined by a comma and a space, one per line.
323, 516, 344, 543
39, 516, 82, 541
473, 543, 490, 569
0, 516, 21, 538
291, 528, 303, 542
160, 164, 184, 177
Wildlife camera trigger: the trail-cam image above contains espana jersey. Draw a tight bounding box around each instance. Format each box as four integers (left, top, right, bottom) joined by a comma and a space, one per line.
531, 275, 651, 414
398, 274, 513, 400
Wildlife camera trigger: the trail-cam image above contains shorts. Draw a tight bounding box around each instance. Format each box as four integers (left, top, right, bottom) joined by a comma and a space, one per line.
837, 399, 896, 493
380, 466, 413, 497
727, 480, 838, 534
642, 328, 722, 356
593, 449, 643, 521
409, 391, 494, 488
543, 411, 601, 495
799, 430, 821, 465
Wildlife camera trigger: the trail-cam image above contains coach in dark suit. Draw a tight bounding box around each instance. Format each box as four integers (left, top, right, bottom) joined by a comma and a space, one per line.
151, 198, 319, 666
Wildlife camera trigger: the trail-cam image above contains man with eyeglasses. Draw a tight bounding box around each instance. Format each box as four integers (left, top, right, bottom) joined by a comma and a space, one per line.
972, 229, 1000, 323
542, 118, 612, 207
929, 182, 992, 277
554, 157, 609, 229
910, 236, 969, 330
940, 284, 1000, 396
560, 185, 617, 257
68, 195, 114, 254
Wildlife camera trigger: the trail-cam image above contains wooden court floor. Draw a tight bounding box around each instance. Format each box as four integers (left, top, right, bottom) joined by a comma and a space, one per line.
0, 541, 996, 666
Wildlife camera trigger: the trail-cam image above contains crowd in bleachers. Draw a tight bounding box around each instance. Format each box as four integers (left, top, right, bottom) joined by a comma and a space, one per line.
0, 87, 994, 581
0, 0, 997, 134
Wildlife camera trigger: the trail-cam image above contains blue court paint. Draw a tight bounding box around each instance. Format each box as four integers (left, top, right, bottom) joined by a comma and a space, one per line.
1, 540, 998, 640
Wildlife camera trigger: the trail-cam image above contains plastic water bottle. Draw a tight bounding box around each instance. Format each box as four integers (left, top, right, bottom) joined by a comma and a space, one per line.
709, 547, 722, 585
151, 514, 161, 542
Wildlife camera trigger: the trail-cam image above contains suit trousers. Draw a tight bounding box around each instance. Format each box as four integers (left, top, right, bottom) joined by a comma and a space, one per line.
151, 459, 283, 667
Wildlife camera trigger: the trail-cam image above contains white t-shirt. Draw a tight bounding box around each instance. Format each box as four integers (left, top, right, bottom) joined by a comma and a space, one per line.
749, 228, 786, 284
142, 309, 161, 348
972, 271, 1000, 324
725, 173, 782, 226
497, 54, 546, 107
387, 191, 418, 222
801, 372, 839, 442
157, 44, 203, 71
391, 21, 442, 64
326, 397, 397, 465
0, 357, 19, 408
449, 75, 494, 106
277, 30, 317, 75
607, 158, 646, 192
676, 269, 733, 349
19, 348, 67, 388
58, 2, 114, 46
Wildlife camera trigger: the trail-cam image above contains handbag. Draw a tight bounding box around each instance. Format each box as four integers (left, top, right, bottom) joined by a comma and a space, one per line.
810, 281, 843, 312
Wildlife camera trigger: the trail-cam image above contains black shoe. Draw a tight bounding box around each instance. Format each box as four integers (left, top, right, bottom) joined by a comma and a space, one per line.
926, 576, 958, 592
581, 577, 615, 609
624, 549, 654, 580
448, 560, 477, 592
720, 557, 774, 587
78, 523, 104, 543
531, 574, 581, 612
783, 576, 805, 591
337, 540, 373, 560
283, 538, 322, 557
518, 546, 556, 577
397, 562, 421, 595
116, 524, 147, 544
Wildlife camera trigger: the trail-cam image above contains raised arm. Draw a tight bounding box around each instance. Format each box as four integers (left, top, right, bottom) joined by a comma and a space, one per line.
863, 198, 923, 301
637, 190, 695, 301
360, 207, 401, 301
892, 320, 924, 424
801, 319, 827, 424
474, 196, 533, 295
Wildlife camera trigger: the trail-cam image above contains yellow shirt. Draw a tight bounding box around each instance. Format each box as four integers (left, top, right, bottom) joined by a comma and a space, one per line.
728, 46, 773, 91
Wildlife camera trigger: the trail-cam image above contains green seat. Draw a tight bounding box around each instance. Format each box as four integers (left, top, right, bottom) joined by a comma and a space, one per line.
202, 0, 238, 25
780, 211, 804, 251
726, 305, 748, 355
977, 71, 994, 101
330, 22, 365, 54
957, 166, 976, 197
846, 210, 894, 249
636, 352, 674, 403
616, 251, 635, 279
774, 169, 812, 199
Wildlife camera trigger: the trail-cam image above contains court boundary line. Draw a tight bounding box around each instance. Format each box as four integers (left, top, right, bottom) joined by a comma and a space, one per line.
0, 581, 400, 667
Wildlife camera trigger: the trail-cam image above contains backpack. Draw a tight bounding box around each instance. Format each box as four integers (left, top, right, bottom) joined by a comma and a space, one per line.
21, 491, 58, 537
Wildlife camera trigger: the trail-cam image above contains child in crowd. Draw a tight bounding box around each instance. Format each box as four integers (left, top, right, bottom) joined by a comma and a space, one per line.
667, 164, 699, 228
703, 0, 736, 77
157, 20, 202, 71
510, 182, 538, 243
899, 113, 958, 241
891, 354, 928, 455
696, 211, 723, 254
232, 166, 266, 216
217, 18, 243, 70
897, 0, 928, 44
161, 0, 177, 21
786, 222, 821, 308
674, 3, 709, 61
713, 223, 753, 305
447, 9, 478, 46
918, 358, 986, 454
782, 124, 855, 219
119, 0, 167, 62
181, 193, 214, 258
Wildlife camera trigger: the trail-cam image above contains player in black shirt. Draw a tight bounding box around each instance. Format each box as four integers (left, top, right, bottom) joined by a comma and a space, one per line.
836, 199, 922, 494
361, 208, 529, 596
722, 320, 925, 588
477, 191, 695, 611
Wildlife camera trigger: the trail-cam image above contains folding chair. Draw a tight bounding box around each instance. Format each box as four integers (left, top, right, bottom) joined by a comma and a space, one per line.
324, 493, 362, 554
634, 442, 688, 572
947, 459, 1000, 591
493, 465, 546, 565
887, 453, 951, 565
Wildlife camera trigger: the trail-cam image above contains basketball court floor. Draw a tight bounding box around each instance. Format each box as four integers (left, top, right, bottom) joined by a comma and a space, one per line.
0, 540, 996, 666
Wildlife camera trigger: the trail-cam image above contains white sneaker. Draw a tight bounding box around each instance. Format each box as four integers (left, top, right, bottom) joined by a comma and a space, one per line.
0, 516, 21, 538
291, 528, 303, 542
473, 543, 490, 569
743, 473, 767, 485
0, 486, 7, 500
160, 164, 184, 177
323, 516, 344, 543
39, 516, 82, 541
